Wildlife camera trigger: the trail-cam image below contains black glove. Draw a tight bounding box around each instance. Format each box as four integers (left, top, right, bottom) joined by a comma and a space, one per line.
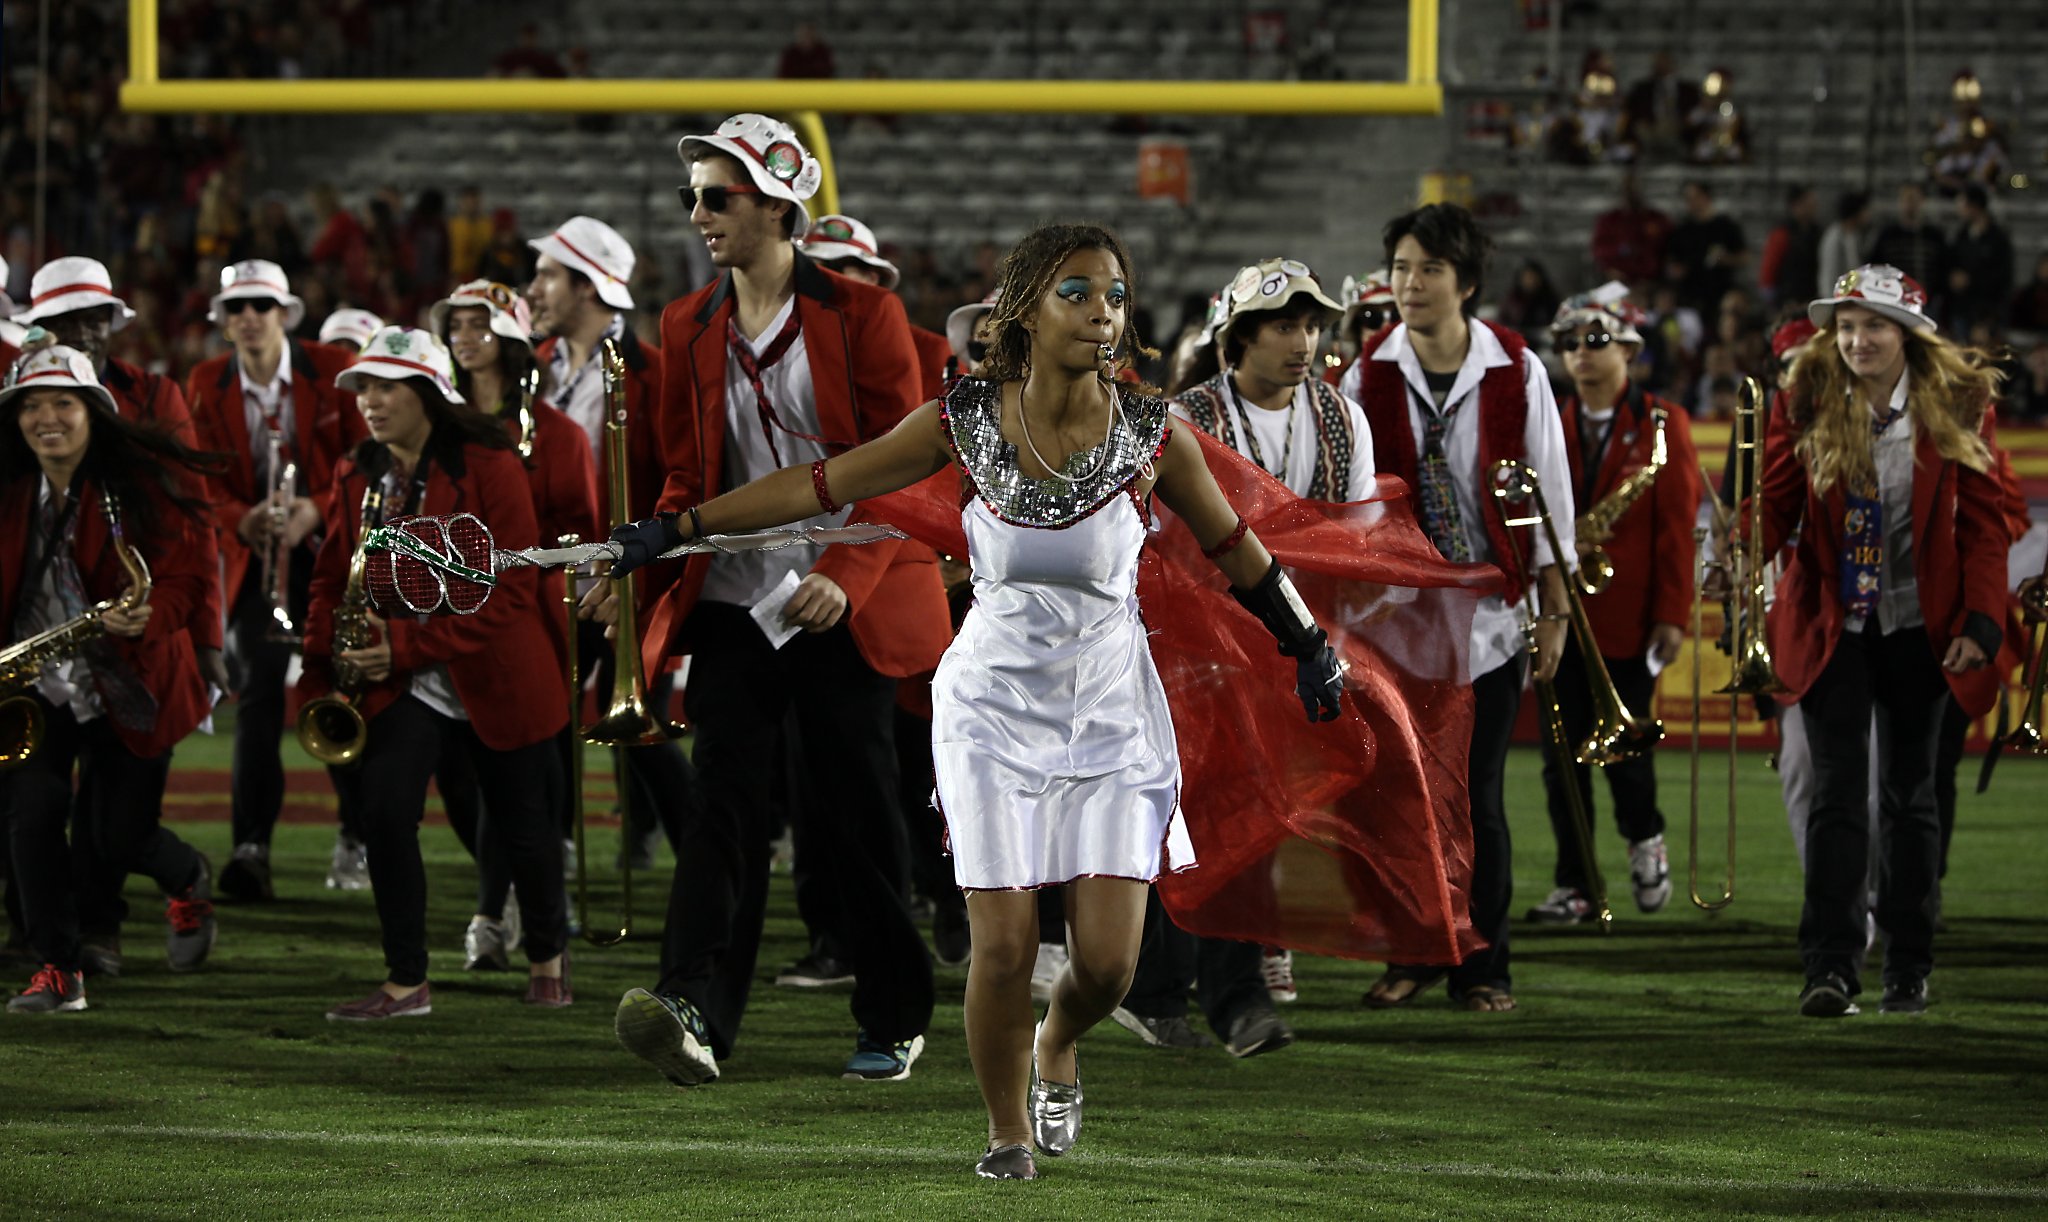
1295, 635, 1343, 722
608, 513, 681, 578
1232, 558, 1344, 724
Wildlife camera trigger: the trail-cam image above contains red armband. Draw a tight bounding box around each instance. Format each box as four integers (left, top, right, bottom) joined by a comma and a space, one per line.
1203, 516, 1250, 560
811, 460, 840, 514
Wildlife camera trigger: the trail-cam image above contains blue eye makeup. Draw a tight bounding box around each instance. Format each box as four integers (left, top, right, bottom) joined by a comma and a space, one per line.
1056, 277, 1091, 299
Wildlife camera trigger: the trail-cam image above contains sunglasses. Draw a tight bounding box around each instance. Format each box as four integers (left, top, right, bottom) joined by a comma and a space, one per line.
1353, 306, 1389, 333
677, 183, 765, 213
1554, 331, 1615, 354
967, 339, 989, 363
223, 298, 279, 316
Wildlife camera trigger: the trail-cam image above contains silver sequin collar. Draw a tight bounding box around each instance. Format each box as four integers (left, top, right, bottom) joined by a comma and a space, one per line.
941, 377, 1170, 528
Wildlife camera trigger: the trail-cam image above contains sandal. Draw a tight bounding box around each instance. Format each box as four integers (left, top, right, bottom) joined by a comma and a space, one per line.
1457, 985, 1517, 1013
1362, 965, 1449, 1009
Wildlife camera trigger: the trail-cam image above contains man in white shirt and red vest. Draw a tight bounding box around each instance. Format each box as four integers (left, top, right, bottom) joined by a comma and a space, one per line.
1351, 204, 1576, 1014
601, 115, 950, 1086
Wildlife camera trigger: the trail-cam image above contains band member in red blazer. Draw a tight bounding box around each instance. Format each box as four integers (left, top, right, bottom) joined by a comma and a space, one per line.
1529, 288, 1701, 926
0, 347, 223, 1013
527, 215, 698, 878
799, 213, 953, 401
600, 115, 948, 1087
434, 278, 598, 968
301, 328, 571, 1021
1714, 266, 2008, 1020
186, 261, 367, 901
17, 258, 224, 685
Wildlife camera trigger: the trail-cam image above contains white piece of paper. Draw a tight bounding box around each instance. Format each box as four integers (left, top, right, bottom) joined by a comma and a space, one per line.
749, 569, 805, 650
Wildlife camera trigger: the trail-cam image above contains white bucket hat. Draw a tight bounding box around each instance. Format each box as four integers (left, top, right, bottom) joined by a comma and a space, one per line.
0, 253, 12, 318
1808, 264, 1937, 334
946, 288, 1000, 361
1339, 268, 1395, 333
209, 259, 307, 331
430, 280, 535, 350
800, 214, 900, 289
1220, 258, 1342, 347
319, 308, 385, 351
0, 345, 118, 416
677, 113, 824, 238
1552, 280, 1646, 345
529, 216, 636, 311
336, 327, 465, 404
14, 257, 135, 330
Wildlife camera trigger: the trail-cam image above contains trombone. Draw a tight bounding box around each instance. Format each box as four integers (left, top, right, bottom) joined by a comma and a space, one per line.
569, 339, 685, 946
1998, 558, 2048, 756
1489, 459, 1666, 931
1689, 376, 1783, 911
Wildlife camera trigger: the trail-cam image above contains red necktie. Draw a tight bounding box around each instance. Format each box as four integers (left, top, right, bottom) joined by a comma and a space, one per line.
726, 310, 833, 466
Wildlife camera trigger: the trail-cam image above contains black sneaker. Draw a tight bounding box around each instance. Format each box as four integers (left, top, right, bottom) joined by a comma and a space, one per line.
1223, 1004, 1294, 1059
932, 903, 971, 968
7, 964, 86, 1013
1879, 978, 1928, 1015
614, 987, 718, 1086
775, 952, 854, 988
218, 843, 273, 902
165, 857, 217, 973
79, 938, 123, 979
1109, 1007, 1216, 1049
1798, 972, 1860, 1018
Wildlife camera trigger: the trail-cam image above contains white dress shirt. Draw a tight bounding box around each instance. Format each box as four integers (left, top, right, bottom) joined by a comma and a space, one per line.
698, 296, 853, 610
240, 352, 294, 486
1851, 371, 1922, 635
1370, 322, 1574, 682
546, 313, 627, 461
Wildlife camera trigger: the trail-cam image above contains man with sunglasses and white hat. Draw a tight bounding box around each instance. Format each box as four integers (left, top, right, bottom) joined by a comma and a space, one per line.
319, 308, 385, 355
186, 260, 369, 901
1117, 258, 1373, 1057
1525, 284, 1701, 927
524, 217, 697, 878
600, 113, 948, 1088
1333, 269, 1394, 395
800, 213, 951, 400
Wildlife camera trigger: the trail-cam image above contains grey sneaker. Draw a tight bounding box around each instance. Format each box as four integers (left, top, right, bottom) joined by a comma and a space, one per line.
1628, 834, 1672, 912
464, 915, 516, 971
615, 987, 719, 1086
165, 857, 217, 973
217, 841, 272, 901
1223, 1004, 1294, 1059
1109, 1006, 1216, 1048
8, 965, 86, 1013
1526, 886, 1594, 925
616, 827, 660, 872
325, 834, 370, 891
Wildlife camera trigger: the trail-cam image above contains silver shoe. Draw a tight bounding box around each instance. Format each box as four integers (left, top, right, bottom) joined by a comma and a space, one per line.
326, 834, 370, 891
974, 1143, 1037, 1180
1029, 1023, 1082, 1157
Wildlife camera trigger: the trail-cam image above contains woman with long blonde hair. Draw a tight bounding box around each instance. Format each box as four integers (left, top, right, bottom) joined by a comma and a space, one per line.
1713, 264, 2011, 1020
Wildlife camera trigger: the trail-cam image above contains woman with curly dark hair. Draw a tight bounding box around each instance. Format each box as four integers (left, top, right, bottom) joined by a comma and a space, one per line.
606, 221, 1347, 1179
1709, 264, 2010, 1019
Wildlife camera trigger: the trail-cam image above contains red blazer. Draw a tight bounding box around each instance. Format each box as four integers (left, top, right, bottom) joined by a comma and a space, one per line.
0, 474, 211, 758
501, 396, 600, 676
909, 324, 951, 403
1756, 405, 2011, 717
103, 358, 223, 654
1560, 384, 1702, 658
298, 442, 568, 751
533, 326, 674, 613
186, 339, 367, 604
645, 253, 949, 679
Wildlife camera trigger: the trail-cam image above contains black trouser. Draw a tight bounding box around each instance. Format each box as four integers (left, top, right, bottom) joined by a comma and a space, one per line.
895, 704, 958, 921
1797, 623, 1950, 992
1391, 657, 1522, 997
1933, 693, 1970, 880
0, 698, 199, 973
657, 603, 932, 1058
1538, 639, 1666, 893
1122, 889, 1267, 1036
344, 694, 567, 987
227, 554, 312, 849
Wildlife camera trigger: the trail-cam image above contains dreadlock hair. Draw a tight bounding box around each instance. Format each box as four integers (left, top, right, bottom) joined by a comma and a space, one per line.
979, 223, 1161, 395
1783, 319, 1999, 496
0, 390, 229, 546
350, 376, 513, 484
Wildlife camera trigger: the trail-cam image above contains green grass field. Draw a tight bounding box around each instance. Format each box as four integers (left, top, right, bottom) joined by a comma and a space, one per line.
1, 712, 2044, 1219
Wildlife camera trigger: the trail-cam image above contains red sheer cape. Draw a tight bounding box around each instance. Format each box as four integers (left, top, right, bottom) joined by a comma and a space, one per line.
868, 431, 1498, 963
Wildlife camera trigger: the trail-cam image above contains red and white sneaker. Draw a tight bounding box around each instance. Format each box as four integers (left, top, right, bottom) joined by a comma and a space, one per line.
165, 859, 217, 973
8, 965, 87, 1013
1261, 947, 1298, 1004
326, 983, 432, 1022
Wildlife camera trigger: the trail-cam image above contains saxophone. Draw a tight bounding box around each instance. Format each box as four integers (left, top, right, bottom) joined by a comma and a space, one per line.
1574, 406, 1668, 596
296, 484, 384, 766
0, 490, 153, 767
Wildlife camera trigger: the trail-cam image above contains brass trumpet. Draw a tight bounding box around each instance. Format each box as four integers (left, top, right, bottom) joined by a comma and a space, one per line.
0, 491, 152, 768
1490, 459, 1667, 931
572, 339, 684, 946
1688, 376, 1782, 911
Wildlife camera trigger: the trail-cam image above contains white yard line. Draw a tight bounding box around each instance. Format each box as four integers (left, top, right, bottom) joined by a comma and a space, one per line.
4, 1120, 2044, 1202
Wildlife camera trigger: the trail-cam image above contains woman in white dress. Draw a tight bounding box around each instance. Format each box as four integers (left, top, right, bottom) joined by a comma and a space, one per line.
608, 224, 1344, 1180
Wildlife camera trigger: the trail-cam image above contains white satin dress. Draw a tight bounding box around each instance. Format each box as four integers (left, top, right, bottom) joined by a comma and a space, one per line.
931, 378, 1195, 891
